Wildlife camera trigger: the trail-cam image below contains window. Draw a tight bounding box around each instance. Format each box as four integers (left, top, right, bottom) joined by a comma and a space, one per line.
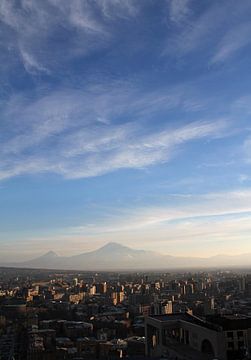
238, 341, 244, 348
185, 330, 190, 345
237, 331, 243, 338
227, 331, 233, 339
228, 341, 234, 349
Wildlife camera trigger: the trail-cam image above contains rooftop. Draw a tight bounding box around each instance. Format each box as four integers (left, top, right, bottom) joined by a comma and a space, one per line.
148, 312, 221, 331
148, 312, 251, 331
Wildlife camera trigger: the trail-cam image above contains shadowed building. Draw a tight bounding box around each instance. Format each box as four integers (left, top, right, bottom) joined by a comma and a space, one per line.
145, 312, 251, 360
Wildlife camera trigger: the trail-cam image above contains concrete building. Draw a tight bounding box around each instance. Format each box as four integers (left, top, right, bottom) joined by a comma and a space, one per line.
145, 312, 251, 360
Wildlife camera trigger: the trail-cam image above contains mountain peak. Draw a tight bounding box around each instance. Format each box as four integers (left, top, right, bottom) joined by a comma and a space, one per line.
96, 242, 134, 255
42, 250, 58, 258
100, 242, 129, 251
103, 242, 123, 247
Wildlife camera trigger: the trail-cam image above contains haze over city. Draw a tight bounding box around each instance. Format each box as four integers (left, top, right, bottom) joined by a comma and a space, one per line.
1, 0, 251, 263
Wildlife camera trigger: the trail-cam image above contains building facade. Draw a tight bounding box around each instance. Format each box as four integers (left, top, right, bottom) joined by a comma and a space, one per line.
145, 312, 251, 360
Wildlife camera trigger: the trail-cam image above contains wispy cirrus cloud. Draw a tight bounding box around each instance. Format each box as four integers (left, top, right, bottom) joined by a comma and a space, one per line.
243, 137, 251, 163
233, 95, 251, 115
0, 0, 139, 74
60, 119, 225, 179
1, 0, 251, 79
19, 47, 50, 75
164, 2, 225, 56
211, 22, 251, 64
70, 189, 251, 235
232, 97, 251, 163
164, 0, 251, 63
167, 0, 192, 25
0, 118, 225, 180
1, 82, 203, 153
0, 81, 226, 181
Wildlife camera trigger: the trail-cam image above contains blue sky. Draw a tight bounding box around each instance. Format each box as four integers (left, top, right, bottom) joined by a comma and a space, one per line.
1, 0, 251, 260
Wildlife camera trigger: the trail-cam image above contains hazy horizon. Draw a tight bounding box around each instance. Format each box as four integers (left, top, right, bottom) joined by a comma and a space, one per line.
1, 242, 250, 271
1, 1, 251, 262
2, 242, 251, 264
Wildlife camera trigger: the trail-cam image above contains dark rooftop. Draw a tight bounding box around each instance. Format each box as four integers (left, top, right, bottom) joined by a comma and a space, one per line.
148, 312, 221, 331
206, 314, 251, 330
148, 312, 251, 332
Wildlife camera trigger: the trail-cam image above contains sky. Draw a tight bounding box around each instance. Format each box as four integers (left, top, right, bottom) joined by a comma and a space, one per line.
1, 0, 251, 261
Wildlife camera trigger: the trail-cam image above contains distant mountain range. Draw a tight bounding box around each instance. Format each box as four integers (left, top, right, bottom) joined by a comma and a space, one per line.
2, 242, 251, 270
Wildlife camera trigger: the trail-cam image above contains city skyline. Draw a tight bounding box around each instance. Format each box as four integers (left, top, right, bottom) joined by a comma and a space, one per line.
1, 0, 251, 261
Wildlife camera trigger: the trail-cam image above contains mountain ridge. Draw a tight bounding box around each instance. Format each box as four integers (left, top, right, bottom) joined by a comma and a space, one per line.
2, 242, 251, 270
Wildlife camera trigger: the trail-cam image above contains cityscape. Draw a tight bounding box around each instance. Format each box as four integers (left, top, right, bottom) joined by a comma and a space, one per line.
1, 0, 251, 359
0, 264, 250, 359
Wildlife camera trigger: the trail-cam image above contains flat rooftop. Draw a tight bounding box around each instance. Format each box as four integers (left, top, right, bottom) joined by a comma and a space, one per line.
147, 312, 221, 331
148, 312, 251, 331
